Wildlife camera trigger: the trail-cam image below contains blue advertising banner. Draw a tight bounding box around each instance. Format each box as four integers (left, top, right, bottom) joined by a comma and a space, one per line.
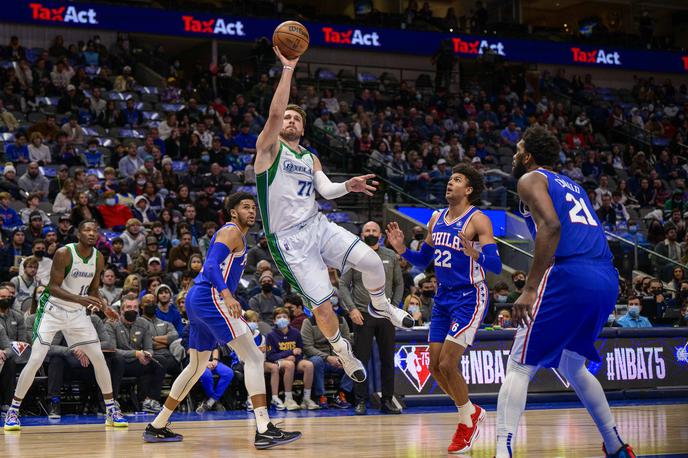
2, 1, 688, 74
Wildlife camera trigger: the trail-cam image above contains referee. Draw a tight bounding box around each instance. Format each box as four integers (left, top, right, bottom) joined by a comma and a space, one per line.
339, 221, 403, 415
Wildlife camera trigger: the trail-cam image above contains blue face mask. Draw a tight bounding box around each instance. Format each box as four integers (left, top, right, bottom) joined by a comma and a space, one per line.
408, 305, 420, 314
502, 320, 512, 328
628, 305, 640, 318
247, 322, 258, 332
276, 317, 289, 329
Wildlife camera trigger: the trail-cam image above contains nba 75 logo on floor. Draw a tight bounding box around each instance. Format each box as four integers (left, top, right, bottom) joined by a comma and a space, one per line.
395, 345, 431, 392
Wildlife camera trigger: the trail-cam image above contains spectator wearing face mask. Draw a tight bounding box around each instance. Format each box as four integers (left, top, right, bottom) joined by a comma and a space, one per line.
284, 294, 308, 330
507, 271, 526, 303
266, 307, 318, 411
249, 271, 283, 325
494, 309, 513, 329
10, 256, 39, 312
0, 285, 26, 407
645, 278, 676, 321
616, 296, 652, 328
417, 276, 436, 322
18, 239, 52, 286
409, 226, 426, 251
403, 294, 425, 326
140, 292, 179, 377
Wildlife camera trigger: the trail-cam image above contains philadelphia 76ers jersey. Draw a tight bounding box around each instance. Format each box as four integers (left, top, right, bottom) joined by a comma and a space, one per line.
520, 168, 612, 262
194, 223, 247, 294
431, 206, 485, 286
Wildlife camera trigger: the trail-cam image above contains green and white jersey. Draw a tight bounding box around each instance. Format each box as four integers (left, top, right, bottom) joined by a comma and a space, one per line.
44, 243, 98, 310
256, 142, 319, 235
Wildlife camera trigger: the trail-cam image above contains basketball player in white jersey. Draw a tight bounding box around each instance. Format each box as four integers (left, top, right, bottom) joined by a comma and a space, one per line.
255, 47, 414, 384
3, 220, 127, 430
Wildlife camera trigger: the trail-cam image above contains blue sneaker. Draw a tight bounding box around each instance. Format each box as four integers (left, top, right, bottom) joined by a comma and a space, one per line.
603, 444, 636, 458
105, 407, 129, 427
143, 423, 183, 442
3, 410, 20, 431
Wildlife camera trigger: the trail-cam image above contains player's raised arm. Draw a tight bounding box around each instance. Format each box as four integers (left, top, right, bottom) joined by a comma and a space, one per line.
47, 247, 100, 309
513, 171, 561, 326
202, 225, 244, 318
386, 212, 438, 269
312, 155, 378, 199
255, 47, 299, 172
457, 212, 502, 274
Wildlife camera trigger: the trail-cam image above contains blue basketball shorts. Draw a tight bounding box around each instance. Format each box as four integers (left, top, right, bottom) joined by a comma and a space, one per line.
185, 285, 250, 352
510, 259, 618, 368
428, 281, 489, 345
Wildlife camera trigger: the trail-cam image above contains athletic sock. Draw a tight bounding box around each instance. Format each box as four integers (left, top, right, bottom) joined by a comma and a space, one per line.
254, 406, 270, 434
151, 406, 173, 429
8, 398, 21, 414
303, 389, 311, 400
206, 398, 216, 407
457, 400, 475, 427
104, 398, 115, 412
328, 330, 350, 356
368, 287, 387, 310
284, 392, 294, 402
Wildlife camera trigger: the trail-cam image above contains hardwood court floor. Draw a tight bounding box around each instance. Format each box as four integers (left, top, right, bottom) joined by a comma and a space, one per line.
1, 404, 687, 458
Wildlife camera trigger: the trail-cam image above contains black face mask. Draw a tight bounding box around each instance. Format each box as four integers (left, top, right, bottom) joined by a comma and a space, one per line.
0, 297, 13, 310
650, 289, 662, 296
421, 290, 435, 299
123, 310, 138, 322
34, 250, 45, 258
261, 284, 273, 293
143, 304, 157, 317
363, 235, 379, 246
414, 233, 424, 241
514, 279, 526, 289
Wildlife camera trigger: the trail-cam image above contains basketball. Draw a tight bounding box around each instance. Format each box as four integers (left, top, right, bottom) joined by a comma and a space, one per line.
272, 21, 309, 60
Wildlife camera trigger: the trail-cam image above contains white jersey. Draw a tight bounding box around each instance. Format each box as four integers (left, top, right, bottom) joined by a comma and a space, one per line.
256, 141, 319, 235
45, 243, 98, 310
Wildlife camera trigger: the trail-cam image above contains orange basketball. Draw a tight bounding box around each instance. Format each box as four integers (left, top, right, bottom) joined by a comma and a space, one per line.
272, 21, 309, 60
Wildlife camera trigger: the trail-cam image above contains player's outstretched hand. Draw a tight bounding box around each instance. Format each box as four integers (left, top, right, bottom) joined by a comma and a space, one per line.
512, 289, 536, 327
457, 232, 479, 260
273, 46, 300, 68
346, 174, 378, 196
386, 222, 407, 254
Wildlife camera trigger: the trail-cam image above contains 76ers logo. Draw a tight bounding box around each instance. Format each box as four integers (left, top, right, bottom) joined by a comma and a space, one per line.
395, 345, 431, 392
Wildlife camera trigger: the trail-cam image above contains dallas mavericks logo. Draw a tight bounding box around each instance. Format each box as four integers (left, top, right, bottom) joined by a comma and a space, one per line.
395, 345, 432, 392
283, 159, 312, 178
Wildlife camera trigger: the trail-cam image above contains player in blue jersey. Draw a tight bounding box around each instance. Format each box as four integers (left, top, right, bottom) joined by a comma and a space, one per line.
143, 192, 301, 450
386, 163, 502, 454
495, 126, 635, 458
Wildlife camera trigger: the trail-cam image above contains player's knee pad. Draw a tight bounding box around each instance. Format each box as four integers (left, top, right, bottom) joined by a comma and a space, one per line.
348, 243, 385, 289
506, 356, 539, 381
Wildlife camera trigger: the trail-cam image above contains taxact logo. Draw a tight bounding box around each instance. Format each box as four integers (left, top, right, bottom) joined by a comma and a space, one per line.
29, 3, 98, 24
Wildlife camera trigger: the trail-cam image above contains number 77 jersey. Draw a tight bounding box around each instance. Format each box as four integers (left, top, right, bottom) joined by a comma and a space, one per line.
520, 168, 613, 263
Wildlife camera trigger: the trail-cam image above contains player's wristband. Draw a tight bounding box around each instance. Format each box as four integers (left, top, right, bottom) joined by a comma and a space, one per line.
401, 242, 434, 268
476, 243, 502, 274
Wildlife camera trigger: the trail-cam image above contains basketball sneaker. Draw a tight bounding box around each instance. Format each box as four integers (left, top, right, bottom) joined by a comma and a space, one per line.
105, 406, 129, 427
330, 392, 351, 409
254, 422, 302, 450
300, 397, 320, 410
448, 404, 485, 454
318, 395, 329, 409
3, 410, 20, 431
271, 397, 286, 411
143, 423, 183, 443
336, 342, 367, 383
368, 299, 414, 329
284, 399, 301, 411
603, 443, 637, 458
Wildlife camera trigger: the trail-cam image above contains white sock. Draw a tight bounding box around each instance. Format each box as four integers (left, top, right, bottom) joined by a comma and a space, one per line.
327, 329, 350, 355
368, 287, 387, 310
303, 389, 311, 400
152, 406, 173, 429
559, 351, 625, 454
285, 391, 294, 401
496, 360, 536, 458
8, 398, 21, 414
206, 398, 216, 407
104, 398, 115, 412
272, 395, 281, 403
457, 400, 475, 427
254, 406, 270, 434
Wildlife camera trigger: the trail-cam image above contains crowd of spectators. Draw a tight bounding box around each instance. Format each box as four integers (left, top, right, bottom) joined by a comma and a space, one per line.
0, 30, 686, 418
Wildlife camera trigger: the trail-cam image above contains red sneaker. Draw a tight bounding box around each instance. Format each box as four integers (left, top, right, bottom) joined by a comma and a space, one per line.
448, 404, 486, 454
603, 443, 636, 458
